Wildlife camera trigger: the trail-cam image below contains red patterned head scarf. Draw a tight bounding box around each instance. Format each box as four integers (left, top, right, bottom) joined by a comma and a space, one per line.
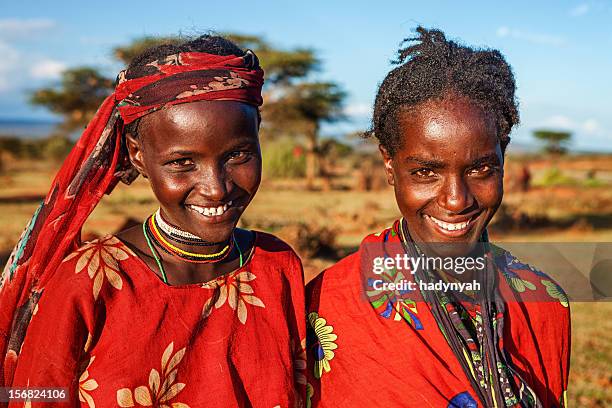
0, 50, 264, 385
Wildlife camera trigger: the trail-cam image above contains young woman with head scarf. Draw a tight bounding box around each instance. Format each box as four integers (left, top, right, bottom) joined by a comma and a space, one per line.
305, 27, 570, 408
0, 35, 306, 407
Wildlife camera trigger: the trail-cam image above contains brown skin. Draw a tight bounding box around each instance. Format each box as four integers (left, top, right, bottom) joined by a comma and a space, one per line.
380, 94, 504, 263
117, 100, 261, 285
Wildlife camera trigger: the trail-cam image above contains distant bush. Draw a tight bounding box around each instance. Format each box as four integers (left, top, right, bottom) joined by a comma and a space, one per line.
262, 138, 306, 178
41, 135, 73, 161
582, 177, 607, 188
0, 135, 73, 161
319, 138, 353, 159
534, 167, 577, 187
277, 222, 337, 258
0, 136, 43, 159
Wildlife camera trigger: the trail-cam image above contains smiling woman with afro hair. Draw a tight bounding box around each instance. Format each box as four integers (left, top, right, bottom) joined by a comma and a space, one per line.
306, 27, 569, 408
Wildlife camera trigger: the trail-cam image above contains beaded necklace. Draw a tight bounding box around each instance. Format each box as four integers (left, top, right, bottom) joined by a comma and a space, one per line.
142, 222, 244, 284
154, 209, 224, 246
144, 214, 233, 263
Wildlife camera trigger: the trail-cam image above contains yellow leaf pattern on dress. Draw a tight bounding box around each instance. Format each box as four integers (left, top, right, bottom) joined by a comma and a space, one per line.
117, 389, 134, 407
78, 356, 98, 408
201, 270, 265, 324
117, 342, 189, 407
64, 236, 133, 300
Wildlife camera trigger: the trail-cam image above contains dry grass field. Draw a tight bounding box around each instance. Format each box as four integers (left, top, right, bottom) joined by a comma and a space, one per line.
1, 154, 611, 407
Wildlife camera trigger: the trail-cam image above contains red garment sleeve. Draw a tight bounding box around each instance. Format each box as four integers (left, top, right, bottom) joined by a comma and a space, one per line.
9, 256, 98, 407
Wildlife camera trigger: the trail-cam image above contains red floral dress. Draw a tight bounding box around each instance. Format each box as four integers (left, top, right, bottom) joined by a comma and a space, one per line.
10, 232, 306, 408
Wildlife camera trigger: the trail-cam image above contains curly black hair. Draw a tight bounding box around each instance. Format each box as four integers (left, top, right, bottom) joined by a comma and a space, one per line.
122, 34, 253, 137
370, 26, 519, 155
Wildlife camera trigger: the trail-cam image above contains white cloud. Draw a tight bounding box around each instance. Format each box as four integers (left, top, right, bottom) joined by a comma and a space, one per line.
540, 115, 575, 130
539, 115, 606, 136
496, 26, 566, 47
569, 3, 590, 17
0, 39, 65, 91
344, 103, 371, 117
0, 40, 19, 91
581, 119, 602, 135
30, 59, 66, 79
0, 18, 56, 38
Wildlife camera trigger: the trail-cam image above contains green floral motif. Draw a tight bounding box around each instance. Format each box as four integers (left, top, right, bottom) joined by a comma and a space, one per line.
509, 276, 537, 293
502, 270, 537, 293
541, 280, 569, 307
308, 312, 338, 379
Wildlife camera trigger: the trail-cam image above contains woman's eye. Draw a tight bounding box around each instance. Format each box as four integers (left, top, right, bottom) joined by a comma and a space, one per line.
227, 151, 251, 163
412, 168, 436, 178
168, 158, 194, 167
469, 165, 493, 176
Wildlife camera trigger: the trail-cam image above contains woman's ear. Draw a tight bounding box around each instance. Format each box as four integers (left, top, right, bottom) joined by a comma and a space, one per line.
379, 144, 395, 186
125, 133, 148, 179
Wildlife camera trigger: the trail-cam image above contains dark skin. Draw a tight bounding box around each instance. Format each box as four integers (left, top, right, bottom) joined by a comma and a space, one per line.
380, 94, 504, 275
117, 100, 261, 285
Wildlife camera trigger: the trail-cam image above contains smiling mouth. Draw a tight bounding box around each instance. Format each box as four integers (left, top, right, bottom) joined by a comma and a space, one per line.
424, 213, 479, 237
187, 200, 233, 217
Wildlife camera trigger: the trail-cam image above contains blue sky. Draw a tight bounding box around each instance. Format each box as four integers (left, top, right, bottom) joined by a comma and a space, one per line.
1, 0, 611, 151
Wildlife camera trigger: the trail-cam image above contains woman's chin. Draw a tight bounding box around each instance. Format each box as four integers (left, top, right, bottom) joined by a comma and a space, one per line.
413, 221, 487, 258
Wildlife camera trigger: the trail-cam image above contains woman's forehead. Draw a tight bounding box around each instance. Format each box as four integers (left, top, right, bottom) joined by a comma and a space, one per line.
137, 101, 259, 152
146, 101, 256, 126
399, 97, 495, 139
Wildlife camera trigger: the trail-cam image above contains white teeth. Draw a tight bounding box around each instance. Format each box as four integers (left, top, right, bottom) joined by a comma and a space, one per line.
427, 215, 470, 231
188, 201, 233, 217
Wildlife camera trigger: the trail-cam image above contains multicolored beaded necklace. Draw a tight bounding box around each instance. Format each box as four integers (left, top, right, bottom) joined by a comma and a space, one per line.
142, 210, 241, 284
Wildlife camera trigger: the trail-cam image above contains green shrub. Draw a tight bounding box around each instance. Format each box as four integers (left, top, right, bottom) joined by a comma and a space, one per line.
582, 177, 607, 188
534, 167, 577, 187
0, 136, 44, 159
262, 139, 306, 178
42, 135, 73, 161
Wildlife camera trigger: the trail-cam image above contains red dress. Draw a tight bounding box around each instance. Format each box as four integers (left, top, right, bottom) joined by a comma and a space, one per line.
306, 221, 570, 407
10, 232, 306, 408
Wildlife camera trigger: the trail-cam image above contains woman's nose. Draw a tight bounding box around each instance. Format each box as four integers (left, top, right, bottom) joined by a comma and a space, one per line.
438, 174, 474, 214
195, 164, 229, 201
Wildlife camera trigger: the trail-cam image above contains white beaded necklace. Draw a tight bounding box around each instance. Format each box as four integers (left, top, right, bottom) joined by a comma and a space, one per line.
154, 209, 202, 240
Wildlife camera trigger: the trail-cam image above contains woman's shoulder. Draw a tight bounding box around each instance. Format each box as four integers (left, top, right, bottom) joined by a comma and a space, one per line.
308, 222, 398, 287
50, 234, 136, 300
306, 223, 400, 308
249, 230, 303, 275
493, 246, 570, 309
63, 234, 136, 270
251, 230, 300, 259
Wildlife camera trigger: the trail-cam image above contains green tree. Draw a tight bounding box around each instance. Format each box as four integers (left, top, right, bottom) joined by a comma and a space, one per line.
533, 129, 572, 154
265, 83, 346, 188
227, 34, 346, 188
225, 33, 319, 85
30, 67, 114, 134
